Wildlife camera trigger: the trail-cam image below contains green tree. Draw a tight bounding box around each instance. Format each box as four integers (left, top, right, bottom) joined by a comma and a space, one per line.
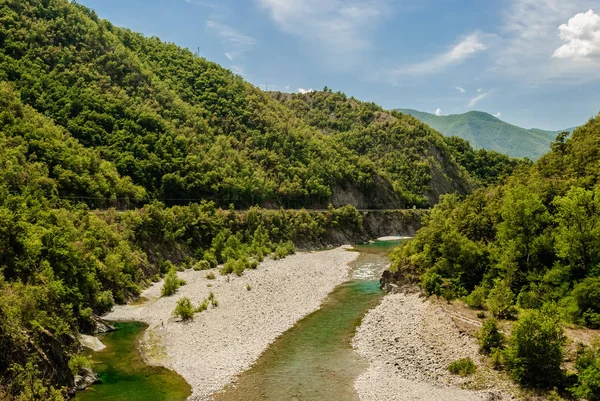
505, 306, 566, 387
173, 297, 195, 321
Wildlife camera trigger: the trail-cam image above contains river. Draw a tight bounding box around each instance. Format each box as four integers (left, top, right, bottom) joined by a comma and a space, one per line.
76, 239, 401, 401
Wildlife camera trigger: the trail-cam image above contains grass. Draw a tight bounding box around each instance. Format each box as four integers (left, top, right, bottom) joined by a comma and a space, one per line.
448, 357, 477, 376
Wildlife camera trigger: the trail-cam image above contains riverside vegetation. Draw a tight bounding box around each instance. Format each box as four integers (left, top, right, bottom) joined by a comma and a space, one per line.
0, 0, 590, 400
390, 114, 600, 397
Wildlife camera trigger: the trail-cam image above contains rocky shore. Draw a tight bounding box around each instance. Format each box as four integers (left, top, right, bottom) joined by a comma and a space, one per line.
353, 293, 510, 401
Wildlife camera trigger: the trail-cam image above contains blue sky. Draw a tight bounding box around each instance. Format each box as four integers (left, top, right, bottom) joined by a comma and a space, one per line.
78, 0, 600, 130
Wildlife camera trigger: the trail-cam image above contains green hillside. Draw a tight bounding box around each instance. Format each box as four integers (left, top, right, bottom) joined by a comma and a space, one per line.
397, 108, 571, 160
274, 91, 524, 200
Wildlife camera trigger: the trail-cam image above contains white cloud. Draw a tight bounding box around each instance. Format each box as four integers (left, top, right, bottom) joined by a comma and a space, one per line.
390, 33, 487, 77
495, 0, 599, 82
298, 88, 314, 94
435, 108, 442, 116
257, 0, 389, 58
494, 112, 502, 118
553, 10, 600, 60
454, 86, 466, 93
206, 20, 256, 61
468, 91, 489, 107
285, 85, 291, 90
477, 88, 483, 92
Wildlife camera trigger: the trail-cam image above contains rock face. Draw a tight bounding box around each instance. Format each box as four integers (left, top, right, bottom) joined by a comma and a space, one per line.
91, 315, 116, 334
74, 368, 100, 391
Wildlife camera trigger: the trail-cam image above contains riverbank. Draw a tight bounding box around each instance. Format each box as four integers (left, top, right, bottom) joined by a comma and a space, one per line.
353, 293, 512, 401
105, 247, 358, 401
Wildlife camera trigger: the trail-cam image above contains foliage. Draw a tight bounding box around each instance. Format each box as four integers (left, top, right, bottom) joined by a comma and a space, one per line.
161, 269, 185, 297
478, 318, 505, 355
448, 358, 477, 376
205, 272, 216, 280
570, 343, 600, 400
67, 355, 92, 375
173, 297, 195, 321
504, 306, 566, 387
486, 279, 517, 320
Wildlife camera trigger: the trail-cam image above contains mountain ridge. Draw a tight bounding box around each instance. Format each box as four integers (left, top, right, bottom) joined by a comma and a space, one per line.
397, 108, 576, 160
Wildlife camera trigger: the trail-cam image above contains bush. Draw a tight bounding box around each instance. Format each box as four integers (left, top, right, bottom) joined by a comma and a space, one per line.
421, 271, 444, 296
205, 272, 216, 280
173, 297, 195, 321
68, 354, 92, 375
203, 252, 218, 268
193, 260, 211, 271
161, 268, 185, 297
487, 279, 517, 320
233, 258, 248, 276
570, 343, 600, 400
195, 299, 208, 313
505, 306, 566, 387
246, 283, 252, 291
572, 277, 600, 328
448, 357, 477, 376
465, 285, 488, 309
476, 311, 486, 319
220, 259, 236, 275
571, 361, 600, 400
479, 318, 505, 355
272, 241, 295, 260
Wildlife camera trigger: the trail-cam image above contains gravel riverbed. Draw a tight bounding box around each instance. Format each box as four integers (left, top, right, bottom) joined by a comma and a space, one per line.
105, 247, 357, 401
353, 293, 511, 401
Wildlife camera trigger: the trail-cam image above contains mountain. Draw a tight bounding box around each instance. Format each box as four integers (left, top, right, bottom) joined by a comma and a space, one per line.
397, 109, 573, 160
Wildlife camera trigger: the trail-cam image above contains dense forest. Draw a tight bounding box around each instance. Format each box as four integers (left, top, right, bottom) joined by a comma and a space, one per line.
391, 116, 600, 397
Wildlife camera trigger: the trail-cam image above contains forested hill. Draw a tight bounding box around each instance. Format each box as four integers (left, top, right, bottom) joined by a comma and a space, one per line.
397, 108, 571, 160
0, 0, 399, 209
273, 90, 523, 206
0, 0, 517, 210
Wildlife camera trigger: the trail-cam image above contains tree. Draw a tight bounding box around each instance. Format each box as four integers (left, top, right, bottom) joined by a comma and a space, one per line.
505, 306, 566, 387
161, 268, 184, 297
553, 187, 600, 278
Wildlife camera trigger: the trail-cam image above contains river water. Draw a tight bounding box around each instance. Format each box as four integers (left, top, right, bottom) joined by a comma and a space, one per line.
77, 240, 400, 401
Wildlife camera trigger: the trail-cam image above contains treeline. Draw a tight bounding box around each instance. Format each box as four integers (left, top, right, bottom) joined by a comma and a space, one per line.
391, 115, 600, 396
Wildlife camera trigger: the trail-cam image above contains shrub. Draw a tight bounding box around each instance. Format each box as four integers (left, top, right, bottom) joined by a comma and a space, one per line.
272, 241, 295, 260
95, 290, 115, 312
220, 259, 236, 275
505, 306, 566, 387
570, 343, 600, 400
572, 277, 600, 328
479, 318, 505, 355
203, 252, 218, 268
161, 268, 185, 297
233, 258, 247, 276
571, 361, 600, 400
246, 283, 252, 291
487, 279, 517, 320
193, 260, 211, 271
68, 354, 92, 375
211, 298, 219, 307
465, 285, 488, 309
205, 272, 216, 280
448, 357, 477, 376
421, 271, 444, 296
248, 258, 259, 269
195, 299, 208, 313
173, 297, 195, 321
490, 348, 505, 370
476, 311, 486, 319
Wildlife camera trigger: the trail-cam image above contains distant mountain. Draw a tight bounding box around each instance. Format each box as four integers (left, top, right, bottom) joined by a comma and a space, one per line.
397, 109, 574, 160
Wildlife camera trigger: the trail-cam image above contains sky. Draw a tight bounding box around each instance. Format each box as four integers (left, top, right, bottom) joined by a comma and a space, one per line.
77, 0, 600, 130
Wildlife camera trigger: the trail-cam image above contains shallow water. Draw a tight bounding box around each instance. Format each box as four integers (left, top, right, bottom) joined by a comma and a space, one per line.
75, 321, 191, 401
213, 240, 400, 401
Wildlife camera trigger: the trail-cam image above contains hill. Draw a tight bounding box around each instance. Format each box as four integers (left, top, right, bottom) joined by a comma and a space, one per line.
273, 90, 524, 204
397, 108, 572, 160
